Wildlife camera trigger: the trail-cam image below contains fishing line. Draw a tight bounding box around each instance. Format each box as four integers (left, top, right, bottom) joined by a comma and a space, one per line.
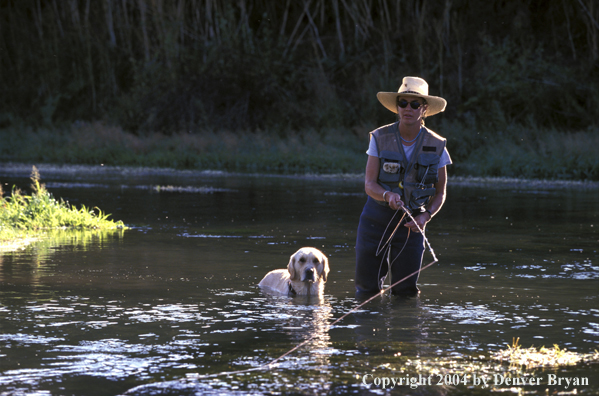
376, 204, 437, 290
375, 208, 409, 288
375, 208, 406, 256
185, 205, 438, 381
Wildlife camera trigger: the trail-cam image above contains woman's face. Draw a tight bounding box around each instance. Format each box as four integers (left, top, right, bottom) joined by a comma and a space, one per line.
396, 95, 427, 125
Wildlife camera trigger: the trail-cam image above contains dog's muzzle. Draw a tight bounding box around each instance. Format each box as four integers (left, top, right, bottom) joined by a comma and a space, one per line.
302, 268, 316, 282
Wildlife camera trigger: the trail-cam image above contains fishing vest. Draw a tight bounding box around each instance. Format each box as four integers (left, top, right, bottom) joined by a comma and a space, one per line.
371, 122, 446, 213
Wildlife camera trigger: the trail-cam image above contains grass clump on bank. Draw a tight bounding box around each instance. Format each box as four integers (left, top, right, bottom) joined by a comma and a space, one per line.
0, 166, 126, 244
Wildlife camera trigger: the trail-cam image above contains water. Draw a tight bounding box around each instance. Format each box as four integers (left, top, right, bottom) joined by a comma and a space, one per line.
1, 166, 598, 395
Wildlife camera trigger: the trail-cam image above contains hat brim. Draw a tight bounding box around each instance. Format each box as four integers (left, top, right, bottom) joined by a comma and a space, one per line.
377, 92, 447, 117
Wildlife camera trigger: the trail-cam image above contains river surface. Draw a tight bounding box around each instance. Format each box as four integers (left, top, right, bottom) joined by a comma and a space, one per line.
0, 165, 598, 395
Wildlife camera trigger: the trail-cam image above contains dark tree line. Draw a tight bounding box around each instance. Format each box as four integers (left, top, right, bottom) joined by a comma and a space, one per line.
1, 0, 598, 133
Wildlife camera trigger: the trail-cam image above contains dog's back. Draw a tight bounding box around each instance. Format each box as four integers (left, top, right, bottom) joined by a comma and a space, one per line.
258, 269, 291, 292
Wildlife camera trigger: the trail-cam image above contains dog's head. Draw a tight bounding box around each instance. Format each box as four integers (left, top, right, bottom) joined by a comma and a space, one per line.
287, 247, 329, 283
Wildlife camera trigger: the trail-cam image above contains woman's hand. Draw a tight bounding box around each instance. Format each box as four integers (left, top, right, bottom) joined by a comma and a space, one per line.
384, 191, 404, 211
404, 211, 431, 233
365, 156, 405, 210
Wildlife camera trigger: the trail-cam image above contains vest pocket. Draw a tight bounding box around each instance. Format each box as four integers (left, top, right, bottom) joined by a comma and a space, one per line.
409, 187, 436, 211
378, 150, 404, 184
415, 153, 440, 184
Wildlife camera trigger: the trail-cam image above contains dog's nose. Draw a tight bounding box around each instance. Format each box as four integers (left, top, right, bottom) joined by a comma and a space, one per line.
303, 268, 315, 282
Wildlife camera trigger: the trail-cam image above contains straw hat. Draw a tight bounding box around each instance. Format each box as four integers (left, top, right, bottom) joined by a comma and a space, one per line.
377, 76, 447, 116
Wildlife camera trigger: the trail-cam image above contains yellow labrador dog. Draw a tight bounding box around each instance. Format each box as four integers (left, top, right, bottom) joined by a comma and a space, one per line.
259, 247, 330, 295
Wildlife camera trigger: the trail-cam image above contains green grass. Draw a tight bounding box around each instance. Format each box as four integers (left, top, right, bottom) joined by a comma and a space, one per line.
1, 121, 598, 180
0, 122, 369, 174
0, 166, 126, 244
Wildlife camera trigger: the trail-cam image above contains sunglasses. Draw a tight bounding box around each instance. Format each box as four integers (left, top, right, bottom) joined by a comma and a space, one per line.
397, 99, 425, 110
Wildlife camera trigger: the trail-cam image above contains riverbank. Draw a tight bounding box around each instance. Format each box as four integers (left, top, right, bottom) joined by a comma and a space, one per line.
2, 162, 599, 192
1, 121, 598, 181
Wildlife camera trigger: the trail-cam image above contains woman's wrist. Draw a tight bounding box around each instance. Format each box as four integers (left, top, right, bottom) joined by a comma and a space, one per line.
382, 190, 389, 202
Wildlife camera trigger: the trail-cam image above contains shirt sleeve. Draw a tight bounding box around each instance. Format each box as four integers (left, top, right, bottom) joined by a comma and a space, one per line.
366, 136, 378, 157
439, 147, 452, 168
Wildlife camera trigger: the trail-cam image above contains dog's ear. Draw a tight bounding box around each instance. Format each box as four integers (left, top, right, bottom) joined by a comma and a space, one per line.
321, 254, 330, 282
287, 252, 297, 280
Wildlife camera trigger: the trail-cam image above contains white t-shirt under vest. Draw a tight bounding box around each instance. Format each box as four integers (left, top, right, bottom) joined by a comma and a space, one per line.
367, 137, 452, 169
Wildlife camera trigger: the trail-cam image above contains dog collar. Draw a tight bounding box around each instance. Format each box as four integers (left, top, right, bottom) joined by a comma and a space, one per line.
288, 281, 297, 296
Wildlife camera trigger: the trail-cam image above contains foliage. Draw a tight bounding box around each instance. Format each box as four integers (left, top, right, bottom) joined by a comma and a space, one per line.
0, 167, 126, 242
1, 0, 598, 134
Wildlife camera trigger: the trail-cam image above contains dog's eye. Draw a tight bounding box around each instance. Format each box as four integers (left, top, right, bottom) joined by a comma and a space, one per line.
312, 258, 319, 264
299, 257, 306, 263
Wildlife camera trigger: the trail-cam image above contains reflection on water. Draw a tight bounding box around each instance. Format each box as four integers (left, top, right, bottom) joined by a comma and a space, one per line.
0, 169, 598, 395
0, 229, 124, 290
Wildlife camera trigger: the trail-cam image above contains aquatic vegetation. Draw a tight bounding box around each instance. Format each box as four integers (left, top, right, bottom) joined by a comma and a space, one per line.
0, 167, 126, 246
492, 337, 599, 368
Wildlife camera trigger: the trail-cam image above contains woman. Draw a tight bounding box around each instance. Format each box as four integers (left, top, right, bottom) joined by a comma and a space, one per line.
355, 76, 451, 296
